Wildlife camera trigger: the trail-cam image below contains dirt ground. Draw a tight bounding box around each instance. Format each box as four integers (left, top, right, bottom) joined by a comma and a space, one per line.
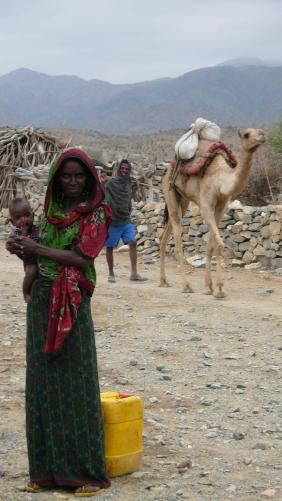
0, 240, 282, 501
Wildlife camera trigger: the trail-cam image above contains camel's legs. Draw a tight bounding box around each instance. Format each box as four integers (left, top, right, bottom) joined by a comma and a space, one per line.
214, 241, 225, 298
201, 202, 227, 298
159, 220, 172, 287
160, 181, 191, 292
205, 234, 216, 295
170, 212, 193, 293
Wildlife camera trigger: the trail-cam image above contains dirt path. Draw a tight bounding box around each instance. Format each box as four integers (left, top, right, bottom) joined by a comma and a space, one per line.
0, 241, 281, 501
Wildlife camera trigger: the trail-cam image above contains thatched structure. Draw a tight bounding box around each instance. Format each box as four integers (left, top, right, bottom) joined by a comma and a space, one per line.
0, 126, 68, 209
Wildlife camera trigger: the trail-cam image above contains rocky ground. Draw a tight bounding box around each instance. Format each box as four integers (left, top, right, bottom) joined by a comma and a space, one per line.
0, 241, 282, 501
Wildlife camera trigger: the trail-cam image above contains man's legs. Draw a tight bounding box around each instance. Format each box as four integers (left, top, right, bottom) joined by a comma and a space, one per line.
128, 240, 147, 281
105, 224, 122, 282
128, 240, 137, 278
106, 247, 116, 282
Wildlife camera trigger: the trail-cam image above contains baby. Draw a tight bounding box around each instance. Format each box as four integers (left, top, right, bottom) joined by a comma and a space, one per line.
9, 198, 39, 304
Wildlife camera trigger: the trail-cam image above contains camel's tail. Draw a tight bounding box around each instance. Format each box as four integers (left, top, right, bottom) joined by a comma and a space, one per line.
163, 204, 169, 225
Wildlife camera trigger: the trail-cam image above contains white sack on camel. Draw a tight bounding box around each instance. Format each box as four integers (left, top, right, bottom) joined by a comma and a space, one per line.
174, 118, 221, 160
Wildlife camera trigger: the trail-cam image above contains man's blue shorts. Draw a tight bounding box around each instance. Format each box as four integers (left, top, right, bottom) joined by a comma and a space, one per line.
105, 223, 135, 248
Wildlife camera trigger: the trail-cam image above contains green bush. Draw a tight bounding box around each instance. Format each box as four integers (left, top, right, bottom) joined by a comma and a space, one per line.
268, 122, 282, 155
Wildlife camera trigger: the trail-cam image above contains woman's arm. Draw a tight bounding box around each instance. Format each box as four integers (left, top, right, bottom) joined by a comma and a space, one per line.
14, 236, 88, 269
37, 245, 88, 268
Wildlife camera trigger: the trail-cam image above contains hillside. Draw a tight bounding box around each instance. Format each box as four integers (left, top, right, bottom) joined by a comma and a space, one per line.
49, 126, 238, 162
0, 65, 282, 134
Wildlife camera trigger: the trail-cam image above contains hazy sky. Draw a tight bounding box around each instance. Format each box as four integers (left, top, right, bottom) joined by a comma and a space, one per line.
1, 0, 281, 83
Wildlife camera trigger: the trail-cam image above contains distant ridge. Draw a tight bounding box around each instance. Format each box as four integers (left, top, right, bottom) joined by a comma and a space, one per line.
0, 62, 282, 134
217, 56, 282, 67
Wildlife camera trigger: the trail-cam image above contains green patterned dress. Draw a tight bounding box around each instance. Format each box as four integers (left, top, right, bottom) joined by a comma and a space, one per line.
25, 148, 111, 489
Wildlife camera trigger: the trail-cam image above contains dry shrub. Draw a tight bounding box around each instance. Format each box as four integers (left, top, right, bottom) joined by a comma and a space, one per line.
239, 147, 282, 205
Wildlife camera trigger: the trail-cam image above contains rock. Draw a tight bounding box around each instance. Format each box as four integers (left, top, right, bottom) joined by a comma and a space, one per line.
156, 365, 165, 372
199, 471, 209, 477
204, 351, 213, 359
186, 255, 206, 268
116, 244, 129, 253
239, 241, 252, 252
243, 251, 255, 264
232, 259, 244, 267
130, 471, 146, 478
137, 224, 148, 233
232, 431, 246, 440
269, 221, 281, 235
249, 222, 262, 230
232, 221, 244, 233
260, 489, 276, 498
257, 289, 274, 296
252, 443, 267, 450
1, 431, 16, 444
116, 377, 128, 385
167, 495, 177, 501
245, 262, 261, 270
143, 202, 160, 212
254, 245, 268, 256
229, 200, 243, 210
177, 458, 192, 472
225, 239, 239, 252
206, 431, 219, 438
226, 484, 237, 493
261, 226, 272, 239
224, 354, 240, 360
149, 397, 159, 404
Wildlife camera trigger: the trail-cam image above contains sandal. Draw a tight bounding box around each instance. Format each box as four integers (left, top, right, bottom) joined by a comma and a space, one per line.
75, 485, 104, 497
21, 482, 48, 493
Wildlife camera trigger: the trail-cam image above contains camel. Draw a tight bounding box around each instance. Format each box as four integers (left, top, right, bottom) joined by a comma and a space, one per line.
159, 128, 266, 297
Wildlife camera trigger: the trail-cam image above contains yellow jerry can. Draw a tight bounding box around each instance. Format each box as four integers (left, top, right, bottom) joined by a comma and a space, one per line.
101, 392, 144, 477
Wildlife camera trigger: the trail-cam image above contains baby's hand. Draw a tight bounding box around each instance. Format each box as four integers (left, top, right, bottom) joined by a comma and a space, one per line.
19, 217, 30, 236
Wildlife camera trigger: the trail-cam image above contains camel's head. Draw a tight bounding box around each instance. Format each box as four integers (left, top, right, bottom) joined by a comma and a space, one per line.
237, 128, 266, 153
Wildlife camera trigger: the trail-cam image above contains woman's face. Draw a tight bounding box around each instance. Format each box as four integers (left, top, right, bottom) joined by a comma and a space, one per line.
59, 161, 87, 199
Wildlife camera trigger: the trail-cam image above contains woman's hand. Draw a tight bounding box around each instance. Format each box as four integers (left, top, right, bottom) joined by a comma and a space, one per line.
6, 235, 20, 256
16, 236, 39, 257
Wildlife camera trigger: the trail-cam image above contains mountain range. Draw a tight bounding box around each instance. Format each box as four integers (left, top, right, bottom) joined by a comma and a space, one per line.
0, 59, 282, 134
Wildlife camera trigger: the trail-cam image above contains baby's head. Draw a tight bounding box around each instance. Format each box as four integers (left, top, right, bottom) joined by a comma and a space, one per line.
9, 198, 33, 231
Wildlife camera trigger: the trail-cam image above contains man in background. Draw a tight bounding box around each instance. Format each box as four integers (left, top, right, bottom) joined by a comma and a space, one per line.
105, 159, 146, 283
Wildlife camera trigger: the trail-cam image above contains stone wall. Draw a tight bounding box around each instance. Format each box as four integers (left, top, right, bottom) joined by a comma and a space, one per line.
1, 193, 281, 269
131, 201, 282, 269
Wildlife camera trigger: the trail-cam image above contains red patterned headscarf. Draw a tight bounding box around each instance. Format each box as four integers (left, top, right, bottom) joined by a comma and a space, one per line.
45, 148, 105, 227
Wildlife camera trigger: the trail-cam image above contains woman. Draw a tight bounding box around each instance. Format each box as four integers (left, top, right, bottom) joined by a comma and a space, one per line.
8, 149, 111, 497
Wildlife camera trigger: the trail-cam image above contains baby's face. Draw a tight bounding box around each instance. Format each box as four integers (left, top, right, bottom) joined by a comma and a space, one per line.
10, 202, 33, 230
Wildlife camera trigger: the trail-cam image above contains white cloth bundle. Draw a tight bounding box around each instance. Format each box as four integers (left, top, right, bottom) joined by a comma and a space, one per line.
175, 118, 221, 160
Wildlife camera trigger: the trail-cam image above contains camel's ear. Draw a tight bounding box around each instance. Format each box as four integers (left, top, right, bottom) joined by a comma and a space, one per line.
237, 128, 243, 138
